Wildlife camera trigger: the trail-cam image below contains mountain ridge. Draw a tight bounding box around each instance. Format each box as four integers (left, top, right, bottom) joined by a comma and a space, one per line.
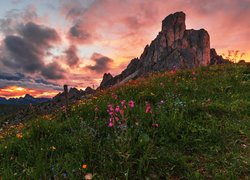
0, 94, 50, 105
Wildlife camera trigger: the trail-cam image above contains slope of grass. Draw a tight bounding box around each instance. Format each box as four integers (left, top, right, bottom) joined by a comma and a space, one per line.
0, 64, 249, 179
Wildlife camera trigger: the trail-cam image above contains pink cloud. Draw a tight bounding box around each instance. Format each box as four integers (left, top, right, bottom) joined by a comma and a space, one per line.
60, 0, 249, 62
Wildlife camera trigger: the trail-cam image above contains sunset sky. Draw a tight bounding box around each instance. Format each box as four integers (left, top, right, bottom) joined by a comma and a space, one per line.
0, 0, 249, 98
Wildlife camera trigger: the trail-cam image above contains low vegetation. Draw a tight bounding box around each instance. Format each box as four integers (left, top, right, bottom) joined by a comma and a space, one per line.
0, 64, 249, 179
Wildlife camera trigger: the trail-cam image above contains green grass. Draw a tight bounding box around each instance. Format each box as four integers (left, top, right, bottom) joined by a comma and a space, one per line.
0, 64, 249, 179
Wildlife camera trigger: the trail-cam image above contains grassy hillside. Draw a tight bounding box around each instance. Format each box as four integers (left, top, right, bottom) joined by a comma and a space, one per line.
0, 64, 249, 179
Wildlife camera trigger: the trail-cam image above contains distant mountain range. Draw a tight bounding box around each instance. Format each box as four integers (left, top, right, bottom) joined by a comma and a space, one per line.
0, 94, 50, 105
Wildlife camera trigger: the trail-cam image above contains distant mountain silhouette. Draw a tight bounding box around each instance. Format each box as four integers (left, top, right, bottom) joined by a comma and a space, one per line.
0, 94, 50, 105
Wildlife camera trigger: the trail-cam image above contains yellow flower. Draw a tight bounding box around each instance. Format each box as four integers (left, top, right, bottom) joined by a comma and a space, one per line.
51, 146, 56, 150
82, 164, 87, 169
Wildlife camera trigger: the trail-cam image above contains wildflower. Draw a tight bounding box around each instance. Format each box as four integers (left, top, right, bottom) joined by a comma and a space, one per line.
62, 172, 68, 178
107, 104, 114, 115
192, 70, 195, 76
108, 121, 114, 127
121, 100, 126, 106
193, 77, 197, 81
16, 133, 23, 139
115, 106, 120, 112
94, 106, 98, 112
152, 123, 159, 128
115, 117, 120, 121
51, 146, 56, 151
112, 93, 117, 99
82, 164, 87, 169
85, 173, 93, 180
146, 102, 151, 114
128, 100, 135, 108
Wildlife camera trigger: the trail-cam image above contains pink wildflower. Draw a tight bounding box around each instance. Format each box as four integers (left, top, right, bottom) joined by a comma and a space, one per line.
112, 93, 117, 99
128, 100, 135, 108
115, 106, 120, 112
146, 102, 151, 114
107, 104, 114, 115
192, 71, 195, 76
121, 100, 126, 106
115, 117, 120, 121
108, 122, 114, 127
108, 118, 114, 127
152, 123, 159, 128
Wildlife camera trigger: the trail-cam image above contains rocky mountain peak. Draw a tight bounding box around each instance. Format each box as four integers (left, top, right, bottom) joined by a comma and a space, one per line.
24, 94, 34, 99
99, 11, 213, 89
100, 73, 113, 87
162, 11, 186, 47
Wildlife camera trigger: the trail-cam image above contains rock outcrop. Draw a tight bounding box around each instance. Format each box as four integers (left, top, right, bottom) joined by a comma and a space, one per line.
99, 12, 211, 88
210, 48, 230, 65
53, 86, 95, 102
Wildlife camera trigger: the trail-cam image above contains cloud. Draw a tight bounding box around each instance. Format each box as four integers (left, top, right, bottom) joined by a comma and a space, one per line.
18, 22, 60, 47
1, 21, 65, 80
86, 53, 113, 73
41, 62, 65, 80
59, 0, 250, 61
68, 22, 98, 44
64, 45, 80, 67
0, 5, 38, 35
0, 72, 62, 91
0, 72, 25, 81
3, 35, 44, 73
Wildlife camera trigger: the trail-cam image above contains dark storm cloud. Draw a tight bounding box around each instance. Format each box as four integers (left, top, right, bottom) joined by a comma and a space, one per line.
0, 72, 62, 91
86, 53, 113, 73
41, 62, 65, 80
0, 72, 25, 81
1, 21, 65, 80
4, 35, 44, 73
65, 45, 80, 67
18, 22, 60, 47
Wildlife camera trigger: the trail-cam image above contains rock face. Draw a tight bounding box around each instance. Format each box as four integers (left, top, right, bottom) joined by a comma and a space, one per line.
99, 12, 211, 88
210, 48, 230, 65
53, 87, 95, 102
100, 73, 113, 88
